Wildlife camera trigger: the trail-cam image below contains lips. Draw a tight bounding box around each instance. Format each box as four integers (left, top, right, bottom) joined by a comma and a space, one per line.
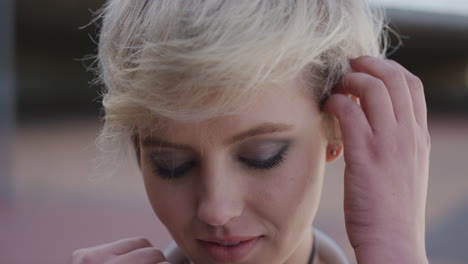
198, 236, 261, 262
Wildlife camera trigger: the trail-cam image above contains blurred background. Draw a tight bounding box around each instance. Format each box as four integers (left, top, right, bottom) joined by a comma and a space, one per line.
1, 0, 467, 263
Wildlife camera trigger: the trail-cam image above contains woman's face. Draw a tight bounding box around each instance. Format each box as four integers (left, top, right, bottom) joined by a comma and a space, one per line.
137, 77, 335, 264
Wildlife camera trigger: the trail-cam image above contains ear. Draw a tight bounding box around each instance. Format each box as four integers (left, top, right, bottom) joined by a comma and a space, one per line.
326, 143, 343, 163
132, 133, 142, 168
322, 113, 342, 162
322, 94, 357, 163
321, 113, 343, 163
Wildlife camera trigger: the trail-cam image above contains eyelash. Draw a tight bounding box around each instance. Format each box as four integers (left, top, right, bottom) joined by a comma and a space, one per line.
153, 160, 196, 180
237, 145, 289, 170
151, 145, 289, 180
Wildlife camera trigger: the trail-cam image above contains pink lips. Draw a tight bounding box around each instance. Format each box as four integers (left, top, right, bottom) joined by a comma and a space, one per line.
198, 236, 261, 262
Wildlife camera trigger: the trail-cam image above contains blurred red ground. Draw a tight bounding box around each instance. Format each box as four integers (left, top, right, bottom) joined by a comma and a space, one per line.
1, 114, 467, 264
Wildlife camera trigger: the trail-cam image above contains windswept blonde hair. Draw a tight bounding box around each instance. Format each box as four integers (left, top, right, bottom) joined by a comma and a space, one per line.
92, 0, 390, 178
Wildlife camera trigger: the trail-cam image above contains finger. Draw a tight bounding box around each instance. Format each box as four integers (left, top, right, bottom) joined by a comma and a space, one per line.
350, 56, 415, 123
110, 247, 167, 264
336, 72, 396, 133
323, 93, 372, 148
70, 248, 108, 264
386, 60, 428, 128
96, 237, 153, 255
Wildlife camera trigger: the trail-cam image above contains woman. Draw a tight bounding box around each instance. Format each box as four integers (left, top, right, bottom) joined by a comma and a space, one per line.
71, 0, 430, 263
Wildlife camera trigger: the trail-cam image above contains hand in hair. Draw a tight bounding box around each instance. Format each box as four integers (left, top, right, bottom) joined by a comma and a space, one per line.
69, 237, 170, 264
323, 56, 430, 264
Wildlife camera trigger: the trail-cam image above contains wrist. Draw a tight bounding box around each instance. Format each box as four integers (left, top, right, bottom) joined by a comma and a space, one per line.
353, 239, 428, 264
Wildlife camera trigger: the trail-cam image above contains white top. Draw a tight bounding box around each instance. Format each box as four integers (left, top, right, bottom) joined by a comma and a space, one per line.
163, 227, 351, 264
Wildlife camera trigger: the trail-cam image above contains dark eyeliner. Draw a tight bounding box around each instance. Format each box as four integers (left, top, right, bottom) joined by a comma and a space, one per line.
239, 144, 289, 170
149, 153, 196, 180
151, 143, 290, 180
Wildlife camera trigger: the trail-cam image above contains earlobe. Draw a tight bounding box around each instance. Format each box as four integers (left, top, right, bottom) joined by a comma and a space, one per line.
326, 144, 343, 163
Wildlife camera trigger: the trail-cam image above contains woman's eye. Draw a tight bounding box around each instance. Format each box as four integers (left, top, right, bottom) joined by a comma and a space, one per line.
153, 160, 196, 179
149, 143, 290, 180
238, 144, 289, 170
149, 152, 195, 180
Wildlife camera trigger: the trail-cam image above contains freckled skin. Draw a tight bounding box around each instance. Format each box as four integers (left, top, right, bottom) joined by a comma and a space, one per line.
137, 75, 337, 264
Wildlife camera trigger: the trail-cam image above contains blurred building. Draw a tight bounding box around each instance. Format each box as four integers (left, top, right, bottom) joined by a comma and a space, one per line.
386, 7, 468, 113
1, 0, 15, 198
16, 0, 104, 120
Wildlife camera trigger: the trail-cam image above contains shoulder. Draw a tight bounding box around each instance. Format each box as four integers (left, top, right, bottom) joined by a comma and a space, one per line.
163, 241, 187, 264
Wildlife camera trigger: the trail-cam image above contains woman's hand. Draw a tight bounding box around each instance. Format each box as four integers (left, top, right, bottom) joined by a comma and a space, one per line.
69, 237, 170, 264
323, 56, 430, 264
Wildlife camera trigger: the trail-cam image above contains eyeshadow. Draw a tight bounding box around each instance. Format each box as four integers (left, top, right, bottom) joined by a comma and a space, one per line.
237, 140, 288, 160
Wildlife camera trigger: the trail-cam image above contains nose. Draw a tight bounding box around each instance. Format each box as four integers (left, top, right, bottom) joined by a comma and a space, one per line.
196, 169, 243, 226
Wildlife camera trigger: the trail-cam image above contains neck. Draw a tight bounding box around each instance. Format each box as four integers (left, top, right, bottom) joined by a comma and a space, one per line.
282, 228, 314, 264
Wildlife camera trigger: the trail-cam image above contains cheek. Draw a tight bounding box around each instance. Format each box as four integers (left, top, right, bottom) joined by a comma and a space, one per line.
141, 165, 193, 236
250, 141, 325, 229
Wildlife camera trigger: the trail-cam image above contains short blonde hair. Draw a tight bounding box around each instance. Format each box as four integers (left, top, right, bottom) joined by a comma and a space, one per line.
93, 0, 390, 177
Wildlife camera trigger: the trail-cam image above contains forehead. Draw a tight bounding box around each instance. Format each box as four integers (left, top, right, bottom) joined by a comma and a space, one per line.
139, 76, 319, 145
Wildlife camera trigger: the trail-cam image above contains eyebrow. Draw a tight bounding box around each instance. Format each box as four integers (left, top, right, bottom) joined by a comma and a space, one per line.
141, 122, 294, 150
